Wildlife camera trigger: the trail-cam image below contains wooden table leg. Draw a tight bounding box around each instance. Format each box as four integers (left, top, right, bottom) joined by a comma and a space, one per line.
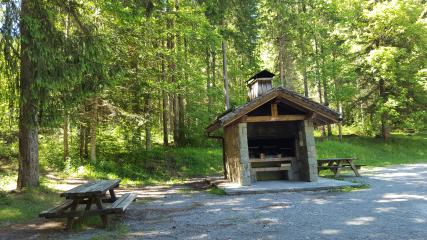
347, 160, 361, 177
328, 161, 337, 174
85, 197, 92, 210
66, 199, 78, 230
95, 198, 108, 227
334, 160, 343, 178
109, 189, 117, 202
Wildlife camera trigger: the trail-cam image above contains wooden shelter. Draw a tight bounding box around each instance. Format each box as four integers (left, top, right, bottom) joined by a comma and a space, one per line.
206, 70, 341, 186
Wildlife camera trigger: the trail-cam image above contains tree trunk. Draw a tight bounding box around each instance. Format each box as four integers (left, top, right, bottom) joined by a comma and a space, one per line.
63, 114, 69, 162
178, 94, 185, 144
206, 47, 212, 114
79, 124, 85, 161
379, 78, 389, 140
212, 50, 216, 87
320, 47, 332, 138
17, 0, 39, 189
143, 94, 152, 150
298, 1, 309, 97
314, 36, 326, 137
90, 97, 98, 162
84, 126, 89, 159
279, 35, 286, 87
162, 90, 169, 146
172, 95, 179, 145
222, 40, 230, 110
338, 104, 343, 142
332, 47, 343, 142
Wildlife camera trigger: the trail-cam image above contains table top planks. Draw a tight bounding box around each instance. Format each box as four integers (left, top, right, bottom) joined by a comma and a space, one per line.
318, 158, 356, 162
60, 179, 120, 198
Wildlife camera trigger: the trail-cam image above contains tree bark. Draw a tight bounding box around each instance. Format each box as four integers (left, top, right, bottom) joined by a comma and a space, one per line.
222, 40, 230, 110
90, 97, 98, 162
79, 124, 86, 161
320, 46, 332, 138
379, 78, 389, 140
63, 114, 69, 161
162, 55, 168, 146
143, 94, 151, 150
17, 0, 39, 189
279, 35, 286, 87
299, 1, 309, 97
206, 47, 212, 114
162, 91, 169, 147
314, 35, 326, 137
172, 95, 178, 145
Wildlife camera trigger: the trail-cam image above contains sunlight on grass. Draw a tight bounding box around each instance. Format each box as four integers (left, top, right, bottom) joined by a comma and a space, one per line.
0, 186, 61, 226
316, 134, 427, 166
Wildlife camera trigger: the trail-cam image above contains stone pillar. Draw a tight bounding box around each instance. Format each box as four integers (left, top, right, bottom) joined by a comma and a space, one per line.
238, 123, 251, 186
297, 120, 318, 182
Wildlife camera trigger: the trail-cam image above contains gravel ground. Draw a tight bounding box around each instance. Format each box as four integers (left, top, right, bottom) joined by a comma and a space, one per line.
2, 164, 427, 240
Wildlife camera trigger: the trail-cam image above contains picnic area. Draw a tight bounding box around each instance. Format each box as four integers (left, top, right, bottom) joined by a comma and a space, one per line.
1, 0, 427, 239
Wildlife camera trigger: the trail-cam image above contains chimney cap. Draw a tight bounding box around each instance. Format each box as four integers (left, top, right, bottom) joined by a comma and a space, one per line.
246, 70, 275, 85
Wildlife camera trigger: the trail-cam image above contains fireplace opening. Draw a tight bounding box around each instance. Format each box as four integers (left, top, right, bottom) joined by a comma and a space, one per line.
247, 122, 299, 181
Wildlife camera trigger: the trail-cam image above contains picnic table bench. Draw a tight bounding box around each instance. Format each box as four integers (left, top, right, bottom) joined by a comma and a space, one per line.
39, 179, 136, 230
317, 158, 364, 178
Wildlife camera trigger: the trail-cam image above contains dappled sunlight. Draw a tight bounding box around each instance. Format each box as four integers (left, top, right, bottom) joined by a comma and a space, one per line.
163, 200, 186, 205
374, 207, 397, 213
412, 218, 426, 223
346, 216, 376, 226
320, 229, 341, 235
376, 193, 427, 203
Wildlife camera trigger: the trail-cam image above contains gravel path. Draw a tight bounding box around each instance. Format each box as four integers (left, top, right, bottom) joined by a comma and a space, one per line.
2, 164, 427, 240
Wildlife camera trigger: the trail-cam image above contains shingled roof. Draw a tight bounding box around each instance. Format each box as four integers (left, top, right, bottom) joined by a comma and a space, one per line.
206, 87, 341, 133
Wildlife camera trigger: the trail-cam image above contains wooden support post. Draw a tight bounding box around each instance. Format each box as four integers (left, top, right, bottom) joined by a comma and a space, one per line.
109, 189, 117, 202
271, 103, 278, 118
66, 200, 78, 230
95, 198, 108, 227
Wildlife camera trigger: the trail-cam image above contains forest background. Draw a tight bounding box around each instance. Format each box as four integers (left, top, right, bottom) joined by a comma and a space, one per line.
0, 0, 426, 192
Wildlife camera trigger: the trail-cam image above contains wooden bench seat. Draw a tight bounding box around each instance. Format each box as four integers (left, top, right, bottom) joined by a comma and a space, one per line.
39, 200, 74, 218
111, 193, 137, 213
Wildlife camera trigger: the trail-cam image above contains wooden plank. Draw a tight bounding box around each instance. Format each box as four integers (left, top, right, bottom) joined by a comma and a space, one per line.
249, 157, 295, 163
245, 115, 306, 123
346, 159, 361, 177
253, 167, 290, 172
271, 103, 278, 117
39, 200, 74, 218
61, 180, 120, 198
111, 193, 137, 213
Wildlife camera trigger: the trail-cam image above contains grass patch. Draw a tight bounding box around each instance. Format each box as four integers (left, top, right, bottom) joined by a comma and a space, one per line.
207, 186, 226, 195
317, 134, 427, 166
328, 183, 370, 193
0, 185, 60, 227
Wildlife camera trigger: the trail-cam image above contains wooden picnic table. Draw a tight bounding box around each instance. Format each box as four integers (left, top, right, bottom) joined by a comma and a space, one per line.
317, 158, 363, 178
39, 179, 136, 230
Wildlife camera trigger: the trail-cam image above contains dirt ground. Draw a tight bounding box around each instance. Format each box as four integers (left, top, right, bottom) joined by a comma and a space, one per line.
1, 164, 427, 240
